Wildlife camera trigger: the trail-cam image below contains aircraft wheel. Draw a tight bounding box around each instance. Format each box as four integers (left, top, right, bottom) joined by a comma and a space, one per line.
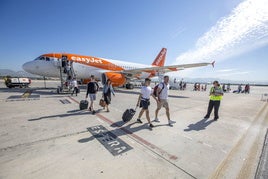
57, 88, 60, 94
126, 83, 134, 89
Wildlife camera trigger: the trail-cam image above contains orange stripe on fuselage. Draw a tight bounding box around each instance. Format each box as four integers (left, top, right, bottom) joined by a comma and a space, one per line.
43, 53, 124, 71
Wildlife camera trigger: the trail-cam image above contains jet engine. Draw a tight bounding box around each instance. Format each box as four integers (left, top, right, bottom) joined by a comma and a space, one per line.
102, 72, 126, 87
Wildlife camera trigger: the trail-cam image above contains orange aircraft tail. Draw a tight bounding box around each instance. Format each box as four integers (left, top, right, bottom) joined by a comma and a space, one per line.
151, 48, 167, 67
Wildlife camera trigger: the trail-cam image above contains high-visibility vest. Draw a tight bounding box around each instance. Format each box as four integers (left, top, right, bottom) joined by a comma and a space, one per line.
209, 86, 223, 101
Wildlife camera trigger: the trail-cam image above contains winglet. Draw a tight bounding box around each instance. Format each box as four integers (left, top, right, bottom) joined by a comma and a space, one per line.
152, 48, 167, 67
212, 61, 215, 68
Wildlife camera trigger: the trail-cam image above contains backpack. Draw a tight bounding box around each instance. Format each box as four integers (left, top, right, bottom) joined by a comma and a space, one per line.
153, 83, 164, 97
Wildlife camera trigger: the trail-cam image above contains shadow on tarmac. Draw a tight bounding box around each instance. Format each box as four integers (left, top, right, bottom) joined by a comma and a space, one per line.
184, 118, 215, 131
28, 108, 111, 121
28, 109, 93, 121
78, 121, 150, 143
168, 95, 189, 99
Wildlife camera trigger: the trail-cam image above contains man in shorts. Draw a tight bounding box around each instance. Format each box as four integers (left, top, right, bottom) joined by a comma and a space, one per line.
154, 75, 174, 126
136, 78, 157, 128
85, 75, 99, 114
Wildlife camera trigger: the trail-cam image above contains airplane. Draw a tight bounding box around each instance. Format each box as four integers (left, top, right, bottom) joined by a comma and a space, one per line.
22, 48, 214, 88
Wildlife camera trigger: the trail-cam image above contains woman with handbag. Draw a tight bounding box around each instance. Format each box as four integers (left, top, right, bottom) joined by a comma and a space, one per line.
102, 79, 115, 112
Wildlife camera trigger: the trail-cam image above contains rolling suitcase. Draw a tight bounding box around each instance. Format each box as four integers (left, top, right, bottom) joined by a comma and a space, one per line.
80, 100, 88, 110
122, 107, 137, 122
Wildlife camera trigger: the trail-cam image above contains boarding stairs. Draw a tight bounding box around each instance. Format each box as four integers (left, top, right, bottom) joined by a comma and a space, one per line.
56, 56, 76, 94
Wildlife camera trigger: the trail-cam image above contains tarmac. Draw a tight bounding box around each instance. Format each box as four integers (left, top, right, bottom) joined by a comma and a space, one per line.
0, 79, 267, 179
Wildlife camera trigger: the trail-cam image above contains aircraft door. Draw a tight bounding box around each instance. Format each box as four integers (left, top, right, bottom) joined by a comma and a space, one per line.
53, 58, 61, 67
101, 73, 107, 85
61, 55, 67, 68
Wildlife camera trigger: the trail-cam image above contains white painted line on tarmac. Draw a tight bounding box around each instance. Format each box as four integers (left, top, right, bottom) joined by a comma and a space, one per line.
97, 118, 104, 123
221, 149, 228, 154
182, 135, 193, 140
203, 143, 213, 148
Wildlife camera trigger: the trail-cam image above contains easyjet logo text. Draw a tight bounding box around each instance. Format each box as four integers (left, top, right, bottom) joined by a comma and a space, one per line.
71, 56, 103, 64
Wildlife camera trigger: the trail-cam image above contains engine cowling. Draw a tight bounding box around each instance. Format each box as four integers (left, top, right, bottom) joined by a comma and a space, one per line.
102, 72, 126, 87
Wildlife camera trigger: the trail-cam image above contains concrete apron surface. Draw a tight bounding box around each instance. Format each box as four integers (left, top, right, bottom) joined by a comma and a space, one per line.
0, 82, 267, 179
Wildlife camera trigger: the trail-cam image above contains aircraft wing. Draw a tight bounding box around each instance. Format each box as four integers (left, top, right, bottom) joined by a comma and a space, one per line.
120, 61, 214, 77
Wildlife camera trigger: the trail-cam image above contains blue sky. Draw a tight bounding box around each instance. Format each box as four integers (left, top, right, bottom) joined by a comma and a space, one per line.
0, 0, 267, 82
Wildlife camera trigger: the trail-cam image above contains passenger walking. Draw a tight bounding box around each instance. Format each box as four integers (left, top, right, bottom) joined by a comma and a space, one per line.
238, 84, 242, 93
244, 84, 250, 94
194, 83, 197, 91
233, 84, 242, 93
85, 75, 99, 114
222, 84, 226, 92
204, 81, 223, 121
66, 62, 72, 76
179, 80, 183, 90
154, 76, 174, 126
136, 78, 157, 128
71, 77, 79, 96
204, 84, 207, 91
183, 82, 186, 90
102, 79, 115, 112
227, 83, 231, 92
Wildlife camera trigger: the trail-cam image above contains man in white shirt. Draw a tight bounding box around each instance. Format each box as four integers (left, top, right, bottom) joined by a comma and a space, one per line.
154, 75, 174, 126
136, 78, 157, 128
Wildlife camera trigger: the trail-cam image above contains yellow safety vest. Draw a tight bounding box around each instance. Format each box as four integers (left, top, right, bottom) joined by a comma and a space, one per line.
209, 86, 223, 101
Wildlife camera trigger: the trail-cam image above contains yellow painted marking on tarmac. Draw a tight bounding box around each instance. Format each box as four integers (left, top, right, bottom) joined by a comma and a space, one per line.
21, 90, 32, 98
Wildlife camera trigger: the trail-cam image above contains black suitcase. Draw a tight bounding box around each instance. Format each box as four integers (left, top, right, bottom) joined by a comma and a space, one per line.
80, 100, 88, 110
122, 108, 136, 122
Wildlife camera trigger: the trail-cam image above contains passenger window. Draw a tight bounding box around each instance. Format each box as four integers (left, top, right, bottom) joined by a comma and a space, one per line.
45, 57, 50, 61
40, 56, 45, 60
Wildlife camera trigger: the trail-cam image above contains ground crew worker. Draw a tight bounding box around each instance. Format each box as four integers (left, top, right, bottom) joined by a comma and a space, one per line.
204, 81, 223, 121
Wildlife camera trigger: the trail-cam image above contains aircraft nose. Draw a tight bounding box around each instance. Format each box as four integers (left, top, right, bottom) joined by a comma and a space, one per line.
22, 61, 38, 74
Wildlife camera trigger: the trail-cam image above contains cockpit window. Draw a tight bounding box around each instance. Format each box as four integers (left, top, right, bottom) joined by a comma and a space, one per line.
34, 56, 41, 61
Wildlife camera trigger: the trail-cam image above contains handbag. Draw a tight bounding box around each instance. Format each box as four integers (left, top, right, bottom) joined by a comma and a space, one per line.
99, 99, 106, 107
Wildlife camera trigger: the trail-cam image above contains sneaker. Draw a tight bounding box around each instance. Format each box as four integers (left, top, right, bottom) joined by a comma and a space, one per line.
204, 115, 209, 119
92, 110, 96, 115
149, 123, 154, 128
169, 120, 176, 124
168, 120, 173, 127
137, 119, 143, 123
214, 117, 219, 121
154, 118, 160, 122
